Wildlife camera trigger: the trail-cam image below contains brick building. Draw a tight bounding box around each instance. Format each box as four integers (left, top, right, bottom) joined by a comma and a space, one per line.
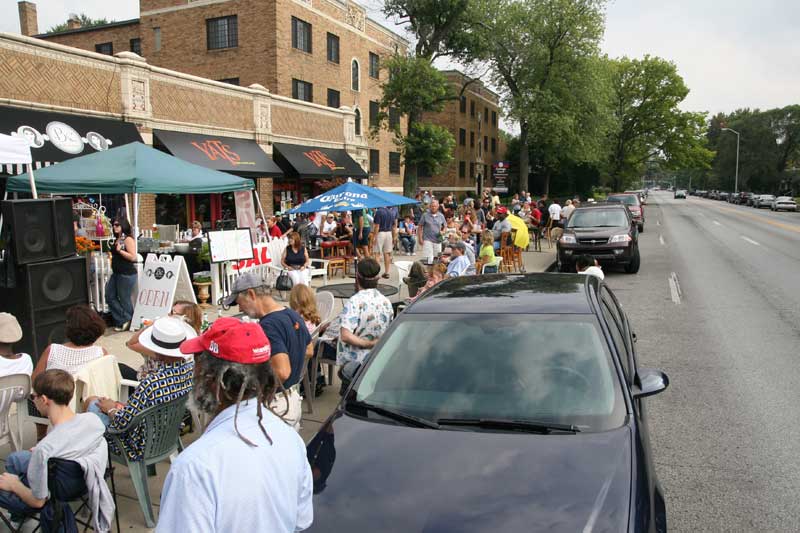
19, 0, 408, 194
420, 70, 506, 195
0, 31, 370, 228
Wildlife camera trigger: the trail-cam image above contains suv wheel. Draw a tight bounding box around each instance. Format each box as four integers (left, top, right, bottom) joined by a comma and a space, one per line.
625, 248, 641, 274
638, 223, 644, 233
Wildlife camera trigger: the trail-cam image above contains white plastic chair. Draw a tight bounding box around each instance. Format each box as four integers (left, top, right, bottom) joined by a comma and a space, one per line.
315, 291, 336, 325
481, 257, 503, 274
0, 374, 31, 452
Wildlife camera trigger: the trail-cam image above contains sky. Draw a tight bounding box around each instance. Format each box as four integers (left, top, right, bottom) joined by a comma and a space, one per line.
3, 0, 798, 119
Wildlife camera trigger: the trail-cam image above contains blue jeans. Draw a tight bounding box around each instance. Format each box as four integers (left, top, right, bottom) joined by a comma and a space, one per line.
87, 399, 111, 427
399, 235, 416, 253
0, 451, 38, 516
106, 272, 137, 326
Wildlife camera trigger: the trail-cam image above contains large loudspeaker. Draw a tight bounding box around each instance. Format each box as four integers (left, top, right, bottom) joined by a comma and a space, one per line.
1, 199, 76, 265
0, 256, 89, 359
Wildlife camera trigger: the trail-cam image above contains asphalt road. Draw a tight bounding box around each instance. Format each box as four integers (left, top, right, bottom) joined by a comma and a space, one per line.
602, 191, 800, 532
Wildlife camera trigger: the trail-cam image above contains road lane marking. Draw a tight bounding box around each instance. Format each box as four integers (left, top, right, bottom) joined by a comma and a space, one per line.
697, 212, 707, 218
713, 220, 722, 226
657, 219, 661, 226
668, 272, 682, 305
659, 234, 665, 246
741, 236, 760, 246
702, 204, 800, 234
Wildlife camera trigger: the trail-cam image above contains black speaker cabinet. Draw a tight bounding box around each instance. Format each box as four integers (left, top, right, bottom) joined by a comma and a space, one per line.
1, 198, 76, 265
0, 255, 89, 359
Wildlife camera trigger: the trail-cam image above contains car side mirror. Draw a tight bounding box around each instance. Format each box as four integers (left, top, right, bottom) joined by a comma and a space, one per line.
632, 368, 669, 399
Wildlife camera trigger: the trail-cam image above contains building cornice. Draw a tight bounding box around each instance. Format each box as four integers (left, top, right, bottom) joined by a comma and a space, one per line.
35, 18, 140, 38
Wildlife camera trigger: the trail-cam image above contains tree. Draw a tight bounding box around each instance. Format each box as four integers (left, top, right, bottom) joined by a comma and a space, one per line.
470, 0, 608, 194
606, 55, 713, 190
382, 0, 484, 197
48, 14, 112, 33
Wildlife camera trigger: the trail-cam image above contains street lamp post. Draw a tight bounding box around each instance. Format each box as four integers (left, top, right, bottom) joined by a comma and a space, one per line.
721, 127, 740, 194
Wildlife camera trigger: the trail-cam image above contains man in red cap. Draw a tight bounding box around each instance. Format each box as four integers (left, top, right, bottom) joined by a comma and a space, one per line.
157, 317, 313, 532
491, 206, 513, 251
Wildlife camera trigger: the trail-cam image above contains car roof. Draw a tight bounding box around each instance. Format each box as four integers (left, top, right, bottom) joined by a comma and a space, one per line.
575, 202, 630, 211
405, 273, 599, 315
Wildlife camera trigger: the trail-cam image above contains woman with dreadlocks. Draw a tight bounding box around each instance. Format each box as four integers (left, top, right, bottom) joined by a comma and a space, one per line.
157, 317, 313, 532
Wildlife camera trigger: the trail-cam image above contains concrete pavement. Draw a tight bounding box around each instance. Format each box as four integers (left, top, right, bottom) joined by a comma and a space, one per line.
3, 244, 555, 531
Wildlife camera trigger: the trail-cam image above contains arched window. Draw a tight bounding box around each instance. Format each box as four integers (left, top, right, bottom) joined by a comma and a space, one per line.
354, 108, 362, 135
351, 59, 360, 91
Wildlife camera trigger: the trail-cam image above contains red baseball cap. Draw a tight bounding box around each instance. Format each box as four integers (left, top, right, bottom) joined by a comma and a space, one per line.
496, 206, 509, 215
180, 317, 271, 364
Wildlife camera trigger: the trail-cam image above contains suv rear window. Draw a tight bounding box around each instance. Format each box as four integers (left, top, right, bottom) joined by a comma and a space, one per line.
568, 208, 629, 228
607, 194, 639, 206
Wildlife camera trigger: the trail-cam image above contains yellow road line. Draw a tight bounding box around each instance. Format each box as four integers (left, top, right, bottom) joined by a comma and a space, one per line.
688, 199, 800, 234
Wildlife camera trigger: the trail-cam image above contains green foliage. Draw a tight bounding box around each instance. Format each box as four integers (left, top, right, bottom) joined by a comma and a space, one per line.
48, 14, 112, 33
605, 55, 713, 191
375, 56, 453, 125
400, 123, 455, 174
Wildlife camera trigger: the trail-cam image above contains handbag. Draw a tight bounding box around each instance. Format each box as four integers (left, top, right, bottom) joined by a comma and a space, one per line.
276, 269, 293, 291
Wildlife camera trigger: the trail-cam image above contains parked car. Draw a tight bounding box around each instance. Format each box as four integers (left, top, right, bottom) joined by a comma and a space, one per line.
307, 274, 669, 533
674, 189, 687, 199
732, 192, 751, 205
625, 189, 647, 204
753, 194, 776, 208
557, 203, 640, 273
719, 191, 729, 201
771, 196, 797, 212
746, 193, 760, 206
606, 193, 645, 232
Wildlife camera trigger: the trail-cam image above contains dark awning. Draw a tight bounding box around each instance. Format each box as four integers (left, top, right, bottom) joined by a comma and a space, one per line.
153, 129, 283, 177
0, 105, 142, 174
272, 142, 367, 178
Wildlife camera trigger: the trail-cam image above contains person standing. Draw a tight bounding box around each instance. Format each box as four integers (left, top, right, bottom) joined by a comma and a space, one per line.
561, 199, 575, 222
548, 199, 562, 228
351, 209, 370, 259
157, 318, 313, 532
106, 217, 137, 331
227, 273, 313, 430
417, 200, 446, 265
372, 206, 397, 279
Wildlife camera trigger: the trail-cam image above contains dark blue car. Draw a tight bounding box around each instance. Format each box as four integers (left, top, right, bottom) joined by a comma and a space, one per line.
307, 274, 668, 532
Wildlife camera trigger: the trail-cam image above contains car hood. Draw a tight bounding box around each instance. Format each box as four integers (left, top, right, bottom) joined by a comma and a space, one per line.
307, 411, 632, 533
568, 227, 626, 239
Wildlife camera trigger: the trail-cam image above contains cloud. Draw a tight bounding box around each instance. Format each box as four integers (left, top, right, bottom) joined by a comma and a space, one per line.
0, 2, 137, 34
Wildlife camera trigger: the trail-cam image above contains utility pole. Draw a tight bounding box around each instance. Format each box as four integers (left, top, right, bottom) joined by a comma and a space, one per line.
721, 128, 740, 193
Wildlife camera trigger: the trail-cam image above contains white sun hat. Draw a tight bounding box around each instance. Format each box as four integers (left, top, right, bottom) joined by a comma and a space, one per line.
138, 316, 198, 359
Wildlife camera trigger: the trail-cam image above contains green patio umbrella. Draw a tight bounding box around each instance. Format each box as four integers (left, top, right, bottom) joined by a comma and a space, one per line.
6, 141, 254, 194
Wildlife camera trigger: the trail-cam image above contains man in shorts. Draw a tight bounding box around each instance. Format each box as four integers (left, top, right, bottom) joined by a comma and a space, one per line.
372, 206, 397, 279
417, 200, 446, 265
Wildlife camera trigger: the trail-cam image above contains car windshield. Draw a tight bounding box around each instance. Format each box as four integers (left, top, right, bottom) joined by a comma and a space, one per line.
607, 194, 639, 206
354, 315, 627, 431
567, 209, 629, 228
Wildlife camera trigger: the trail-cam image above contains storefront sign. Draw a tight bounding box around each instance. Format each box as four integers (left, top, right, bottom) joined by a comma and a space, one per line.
231, 242, 273, 272
191, 139, 243, 165
131, 254, 196, 331
234, 190, 258, 241
304, 150, 344, 171
493, 161, 509, 193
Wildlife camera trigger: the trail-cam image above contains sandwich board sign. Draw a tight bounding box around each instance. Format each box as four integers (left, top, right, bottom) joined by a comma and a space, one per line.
131, 254, 196, 331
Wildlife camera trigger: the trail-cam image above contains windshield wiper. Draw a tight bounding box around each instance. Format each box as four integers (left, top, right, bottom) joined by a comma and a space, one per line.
436, 417, 580, 434
346, 399, 440, 429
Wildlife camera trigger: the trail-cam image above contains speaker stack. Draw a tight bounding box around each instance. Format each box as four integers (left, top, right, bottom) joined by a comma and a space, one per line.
1, 199, 89, 359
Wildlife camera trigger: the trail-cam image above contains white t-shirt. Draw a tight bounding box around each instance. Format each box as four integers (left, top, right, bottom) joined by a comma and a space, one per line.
561, 204, 575, 220
579, 265, 605, 280
0, 353, 33, 377
549, 203, 562, 221
322, 220, 337, 234
0, 353, 33, 376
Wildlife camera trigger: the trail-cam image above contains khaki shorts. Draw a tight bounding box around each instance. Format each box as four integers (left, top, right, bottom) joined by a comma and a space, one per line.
376, 231, 394, 254
269, 387, 302, 431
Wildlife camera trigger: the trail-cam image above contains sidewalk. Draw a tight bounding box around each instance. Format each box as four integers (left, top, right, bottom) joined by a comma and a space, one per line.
3, 245, 555, 532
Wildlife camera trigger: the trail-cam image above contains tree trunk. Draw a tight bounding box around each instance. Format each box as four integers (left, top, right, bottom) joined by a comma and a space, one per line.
519, 120, 529, 195
544, 169, 551, 196
402, 110, 420, 199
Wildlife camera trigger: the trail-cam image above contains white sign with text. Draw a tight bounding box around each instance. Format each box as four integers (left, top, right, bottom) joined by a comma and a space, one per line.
131, 254, 196, 331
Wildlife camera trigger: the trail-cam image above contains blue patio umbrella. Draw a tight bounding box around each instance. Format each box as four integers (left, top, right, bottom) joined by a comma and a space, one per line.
287, 181, 418, 213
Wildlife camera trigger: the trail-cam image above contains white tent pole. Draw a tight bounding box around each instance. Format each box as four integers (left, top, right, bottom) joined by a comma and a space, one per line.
28, 164, 38, 199
253, 189, 268, 241
133, 192, 140, 238
124, 194, 131, 224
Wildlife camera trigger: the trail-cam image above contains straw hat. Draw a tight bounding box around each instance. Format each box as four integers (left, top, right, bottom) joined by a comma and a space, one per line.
0, 313, 23, 344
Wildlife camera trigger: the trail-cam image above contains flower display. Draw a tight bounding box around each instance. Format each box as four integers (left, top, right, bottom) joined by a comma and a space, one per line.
75, 236, 100, 255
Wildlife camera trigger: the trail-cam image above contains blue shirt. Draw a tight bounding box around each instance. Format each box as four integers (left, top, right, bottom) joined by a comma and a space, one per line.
373, 207, 396, 232
446, 255, 475, 277
157, 400, 313, 533
260, 308, 311, 388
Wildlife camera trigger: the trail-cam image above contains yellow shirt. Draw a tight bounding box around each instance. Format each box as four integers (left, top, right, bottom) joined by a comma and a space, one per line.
479, 245, 496, 261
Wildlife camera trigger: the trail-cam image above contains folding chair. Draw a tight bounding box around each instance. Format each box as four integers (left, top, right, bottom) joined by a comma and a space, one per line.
0, 374, 30, 453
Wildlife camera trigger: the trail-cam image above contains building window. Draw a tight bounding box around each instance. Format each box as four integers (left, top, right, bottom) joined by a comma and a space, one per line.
95, 42, 113, 55
292, 17, 312, 53
369, 100, 379, 128
459, 161, 466, 179
153, 27, 161, 51
389, 152, 401, 174
370, 149, 380, 174
327, 33, 339, 63
351, 59, 360, 91
484, 107, 489, 123
470, 100, 475, 116
459, 128, 466, 146
491, 137, 497, 153
470, 162, 475, 180
484, 135, 488, 152
327, 88, 340, 108
460, 96, 466, 113
369, 52, 379, 78
207, 15, 238, 50
470, 131, 474, 147
130, 38, 141, 55
218, 78, 240, 85
492, 110, 497, 126
292, 79, 313, 102
389, 107, 400, 129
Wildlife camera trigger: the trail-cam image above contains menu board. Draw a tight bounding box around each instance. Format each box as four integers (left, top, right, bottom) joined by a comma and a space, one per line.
208, 229, 255, 263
